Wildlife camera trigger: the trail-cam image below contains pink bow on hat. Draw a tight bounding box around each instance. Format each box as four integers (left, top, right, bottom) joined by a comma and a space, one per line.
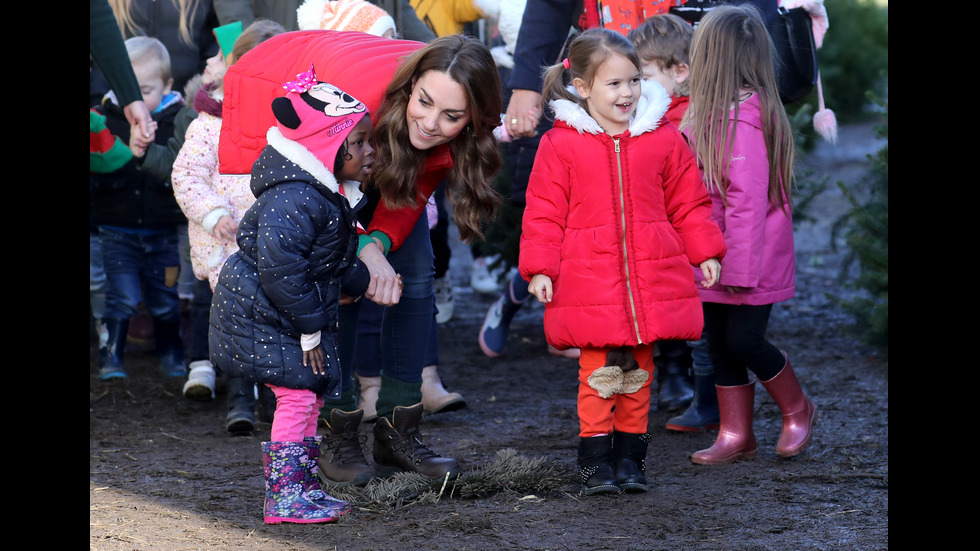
284, 63, 318, 93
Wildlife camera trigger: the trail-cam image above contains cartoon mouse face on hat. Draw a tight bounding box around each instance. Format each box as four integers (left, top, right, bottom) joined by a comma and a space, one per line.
272, 64, 368, 173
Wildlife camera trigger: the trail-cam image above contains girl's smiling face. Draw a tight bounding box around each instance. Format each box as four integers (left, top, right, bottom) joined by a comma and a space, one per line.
405, 70, 471, 151
574, 53, 641, 136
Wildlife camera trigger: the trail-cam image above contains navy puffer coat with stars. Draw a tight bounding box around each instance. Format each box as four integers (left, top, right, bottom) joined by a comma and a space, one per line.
209, 126, 369, 397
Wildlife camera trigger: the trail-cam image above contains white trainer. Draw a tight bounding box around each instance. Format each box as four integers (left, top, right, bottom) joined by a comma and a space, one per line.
434, 276, 454, 324
470, 255, 504, 295
182, 360, 216, 401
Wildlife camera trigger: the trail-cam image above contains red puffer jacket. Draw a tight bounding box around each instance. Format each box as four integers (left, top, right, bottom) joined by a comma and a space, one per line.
218, 29, 448, 252
519, 80, 727, 350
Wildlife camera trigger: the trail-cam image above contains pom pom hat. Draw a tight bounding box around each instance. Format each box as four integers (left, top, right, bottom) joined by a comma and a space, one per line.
271, 64, 368, 172
297, 0, 396, 37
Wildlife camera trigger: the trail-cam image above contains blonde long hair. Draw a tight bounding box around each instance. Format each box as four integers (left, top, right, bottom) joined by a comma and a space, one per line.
371, 35, 502, 243
680, 4, 794, 210
109, 0, 203, 47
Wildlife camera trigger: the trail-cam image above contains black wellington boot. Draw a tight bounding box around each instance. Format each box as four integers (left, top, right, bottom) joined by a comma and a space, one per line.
612, 431, 651, 492
656, 340, 695, 412
577, 435, 621, 496
99, 318, 130, 380
225, 377, 257, 434
666, 369, 721, 432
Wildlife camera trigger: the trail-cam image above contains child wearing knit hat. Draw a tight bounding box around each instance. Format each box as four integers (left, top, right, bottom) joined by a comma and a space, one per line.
208, 65, 378, 524
297, 0, 397, 37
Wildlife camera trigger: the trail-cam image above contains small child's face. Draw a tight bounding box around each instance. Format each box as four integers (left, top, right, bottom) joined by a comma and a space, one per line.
203, 51, 228, 86
337, 116, 375, 183
133, 61, 173, 112
641, 60, 685, 97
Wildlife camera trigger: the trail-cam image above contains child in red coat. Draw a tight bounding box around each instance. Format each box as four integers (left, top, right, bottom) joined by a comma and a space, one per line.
519, 28, 726, 496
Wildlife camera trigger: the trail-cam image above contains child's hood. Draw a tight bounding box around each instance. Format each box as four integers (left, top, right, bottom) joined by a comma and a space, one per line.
259, 125, 365, 209
549, 79, 670, 137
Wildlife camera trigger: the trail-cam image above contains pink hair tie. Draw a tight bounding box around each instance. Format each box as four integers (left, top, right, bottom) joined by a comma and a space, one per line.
562, 58, 570, 70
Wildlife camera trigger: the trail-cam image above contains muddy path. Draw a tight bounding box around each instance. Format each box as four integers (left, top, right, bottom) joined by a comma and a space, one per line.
90, 122, 888, 550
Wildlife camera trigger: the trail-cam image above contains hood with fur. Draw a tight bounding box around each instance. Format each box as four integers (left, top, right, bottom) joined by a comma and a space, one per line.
548, 79, 671, 136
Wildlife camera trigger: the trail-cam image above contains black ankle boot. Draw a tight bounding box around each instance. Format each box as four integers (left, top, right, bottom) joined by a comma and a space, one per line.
612, 431, 650, 492
225, 377, 256, 434
577, 435, 621, 495
372, 403, 461, 479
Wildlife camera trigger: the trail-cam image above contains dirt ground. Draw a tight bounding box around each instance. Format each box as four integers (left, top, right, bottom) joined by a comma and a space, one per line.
89, 122, 888, 550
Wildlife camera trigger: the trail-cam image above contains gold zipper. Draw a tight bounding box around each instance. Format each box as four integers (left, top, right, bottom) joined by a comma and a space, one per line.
614, 138, 642, 344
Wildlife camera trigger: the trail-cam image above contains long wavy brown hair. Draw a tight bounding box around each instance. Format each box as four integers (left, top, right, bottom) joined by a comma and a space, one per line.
680, 4, 794, 210
371, 35, 502, 243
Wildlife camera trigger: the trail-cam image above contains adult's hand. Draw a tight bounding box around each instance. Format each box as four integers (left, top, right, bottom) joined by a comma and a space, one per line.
124, 100, 153, 139
358, 240, 402, 306
504, 89, 543, 139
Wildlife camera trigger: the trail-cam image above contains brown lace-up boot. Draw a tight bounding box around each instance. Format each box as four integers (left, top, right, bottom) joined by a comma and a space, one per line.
372, 403, 461, 479
318, 409, 374, 487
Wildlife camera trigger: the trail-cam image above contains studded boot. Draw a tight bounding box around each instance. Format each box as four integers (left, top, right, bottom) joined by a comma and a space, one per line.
612, 431, 651, 492
577, 435, 621, 495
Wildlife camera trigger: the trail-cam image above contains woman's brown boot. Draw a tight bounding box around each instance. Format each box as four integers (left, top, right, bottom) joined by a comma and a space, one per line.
691, 381, 758, 465
372, 403, 461, 479
318, 409, 374, 487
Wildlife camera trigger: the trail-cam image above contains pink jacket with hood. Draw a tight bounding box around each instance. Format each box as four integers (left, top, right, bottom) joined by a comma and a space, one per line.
693, 93, 796, 306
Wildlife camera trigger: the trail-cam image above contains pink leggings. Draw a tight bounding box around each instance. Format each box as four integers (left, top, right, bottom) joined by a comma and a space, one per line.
267, 385, 324, 442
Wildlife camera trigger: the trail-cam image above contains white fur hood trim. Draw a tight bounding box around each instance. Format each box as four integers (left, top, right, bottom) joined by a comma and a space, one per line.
548, 79, 671, 137
266, 126, 365, 208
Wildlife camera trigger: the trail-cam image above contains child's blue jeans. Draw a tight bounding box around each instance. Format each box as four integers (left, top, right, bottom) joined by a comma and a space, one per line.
98, 226, 182, 322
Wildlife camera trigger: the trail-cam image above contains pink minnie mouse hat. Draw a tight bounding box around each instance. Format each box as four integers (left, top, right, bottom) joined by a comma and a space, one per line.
271, 64, 369, 172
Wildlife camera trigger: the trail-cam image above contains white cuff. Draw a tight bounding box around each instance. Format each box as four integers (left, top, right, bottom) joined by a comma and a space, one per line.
301, 331, 321, 351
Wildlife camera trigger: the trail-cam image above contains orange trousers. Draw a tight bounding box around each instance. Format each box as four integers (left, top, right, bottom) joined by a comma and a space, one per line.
577, 344, 656, 437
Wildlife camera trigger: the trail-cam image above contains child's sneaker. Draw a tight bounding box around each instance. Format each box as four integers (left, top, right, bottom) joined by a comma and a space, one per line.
478, 294, 524, 357
182, 360, 216, 401
434, 276, 454, 324
470, 255, 504, 295
99, 366, 129, 380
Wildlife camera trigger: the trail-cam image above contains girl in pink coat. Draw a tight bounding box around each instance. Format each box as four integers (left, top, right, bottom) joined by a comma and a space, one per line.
680, 4, 817, 466
519, 28, 726, 496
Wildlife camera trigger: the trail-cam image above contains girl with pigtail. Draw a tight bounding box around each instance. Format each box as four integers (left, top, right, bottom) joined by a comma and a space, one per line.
518, 27, 727, 496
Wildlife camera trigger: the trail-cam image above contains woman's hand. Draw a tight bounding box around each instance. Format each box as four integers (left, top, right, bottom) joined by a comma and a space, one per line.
700, 258, 721, 288
128, 120, 157, 157
303, 346, 325, 375
528, 274, 553, 304
505, 89, 543, 139
358, 240, 402, 306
